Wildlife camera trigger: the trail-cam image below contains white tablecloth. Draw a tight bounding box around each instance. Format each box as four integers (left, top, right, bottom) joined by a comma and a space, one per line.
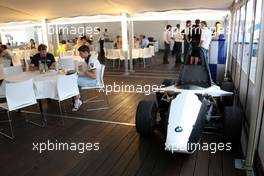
0, 71, 61, 99
106, 48, 146, 60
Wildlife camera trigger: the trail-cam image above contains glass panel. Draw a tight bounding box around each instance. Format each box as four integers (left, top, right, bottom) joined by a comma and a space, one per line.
242, 0, 254, 74
232, 10, 240, 59
237, 5, 246, 64
250, 0, 263, 83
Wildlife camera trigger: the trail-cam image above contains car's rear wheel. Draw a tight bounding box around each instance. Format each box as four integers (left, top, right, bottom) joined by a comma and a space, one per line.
136, 101, 157, 136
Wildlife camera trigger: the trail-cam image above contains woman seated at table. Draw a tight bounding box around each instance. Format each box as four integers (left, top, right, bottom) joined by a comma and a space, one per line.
73, 45, 102, 112
30, 44, 56, 71
113, 35, 122, 49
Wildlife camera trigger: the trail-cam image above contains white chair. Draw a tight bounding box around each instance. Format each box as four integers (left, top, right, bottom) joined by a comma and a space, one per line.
149, 45, 155, 57
51, 73, 79, 125
3, 65, 23, 77
81, 64, 109, 111
3, 59, 11, 67
0, 64, 4, 80
0, 64, 4, 98
60, 51, 75, 58
0, 79, 46, 139
143, 48, 152, 68
58, 58, 77, 71
12, 53, 22, 66
24, 58, 31, 71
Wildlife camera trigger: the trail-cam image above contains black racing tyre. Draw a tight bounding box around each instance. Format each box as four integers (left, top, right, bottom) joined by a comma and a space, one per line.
223, 106, 242, 146
136, 101, 157, 136
221, 81, 234, 106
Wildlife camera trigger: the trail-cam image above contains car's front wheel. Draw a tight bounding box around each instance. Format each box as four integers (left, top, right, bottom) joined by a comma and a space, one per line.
136, 101, 157, 136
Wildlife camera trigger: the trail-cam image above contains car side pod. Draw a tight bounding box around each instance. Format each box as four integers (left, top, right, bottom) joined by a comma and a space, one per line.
165, 91, 202, 154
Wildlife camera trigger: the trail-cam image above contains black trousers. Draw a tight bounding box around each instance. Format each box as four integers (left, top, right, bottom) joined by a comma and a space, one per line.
163, 42, 170, 63
183, 41, 191, 64
99, 40, 105, 55
174, 42, 182, 64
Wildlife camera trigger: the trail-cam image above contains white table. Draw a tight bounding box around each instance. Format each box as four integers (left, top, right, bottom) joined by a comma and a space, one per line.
0, 71, 62, 99
149, 41, 159, 52
131, 48, 144, 59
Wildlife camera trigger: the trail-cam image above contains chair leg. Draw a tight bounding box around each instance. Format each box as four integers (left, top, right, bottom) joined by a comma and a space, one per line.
58, 101, 65, 126
86, 89, 109, 112
0, 111, 15, 139
143, 58, 146, 68
26, 103, 46, 127
83, 95, 103, 104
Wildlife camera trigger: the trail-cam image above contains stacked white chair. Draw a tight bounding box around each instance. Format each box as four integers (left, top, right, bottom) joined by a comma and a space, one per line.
0, 79, 46, 139
81, 64, 109, 111
50, 73, 79, 125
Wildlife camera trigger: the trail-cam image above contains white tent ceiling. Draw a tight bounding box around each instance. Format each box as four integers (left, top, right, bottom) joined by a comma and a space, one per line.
0, 0, 234, 23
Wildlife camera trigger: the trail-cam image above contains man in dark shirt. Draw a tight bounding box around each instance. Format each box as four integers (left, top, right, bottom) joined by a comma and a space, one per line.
181, 20, 192, 64
190, 19, 202, 64
30, 44, 55, 70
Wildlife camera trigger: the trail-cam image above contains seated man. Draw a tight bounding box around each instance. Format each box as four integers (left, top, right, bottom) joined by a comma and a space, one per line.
141, 35, 149, 48
30, 44, 56, 70
0, 45, 13, 65
73, 45, 102, 111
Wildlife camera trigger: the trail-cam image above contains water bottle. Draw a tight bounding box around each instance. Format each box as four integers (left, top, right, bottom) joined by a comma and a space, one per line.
39, 60, 44, 73
55, 61, 59, 73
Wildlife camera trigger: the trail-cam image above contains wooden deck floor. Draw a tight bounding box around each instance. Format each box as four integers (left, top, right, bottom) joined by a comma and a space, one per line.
0, 53, 245, 176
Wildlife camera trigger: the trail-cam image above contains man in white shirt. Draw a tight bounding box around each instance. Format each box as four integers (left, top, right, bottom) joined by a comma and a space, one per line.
200, 21, 212, 65
172, 24, 183, 65
163, 25, 172, 64
97, 28, 105, 55
73, 45, 102, 111
103, 28, 110, 42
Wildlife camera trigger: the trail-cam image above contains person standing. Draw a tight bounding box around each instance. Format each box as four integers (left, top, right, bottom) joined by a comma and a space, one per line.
103, 28, 110, 42
173, 24, 183, 65
190, 19, 201, 65
181, 20, 192, 64
200, 21, 212, 66
163, 25, 172, 64
97, 28, 105, 55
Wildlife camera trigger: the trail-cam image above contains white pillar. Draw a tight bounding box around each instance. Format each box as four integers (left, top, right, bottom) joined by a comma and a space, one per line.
128, 19, 134, 72
121, 13, 129, 75
40, 19, 49, 50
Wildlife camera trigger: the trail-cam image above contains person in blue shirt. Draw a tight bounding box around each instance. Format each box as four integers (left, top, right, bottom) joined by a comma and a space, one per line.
140, 35, 149, 48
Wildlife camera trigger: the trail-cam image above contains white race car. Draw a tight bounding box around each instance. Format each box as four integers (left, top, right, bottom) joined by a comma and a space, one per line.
135, 64, 242, 154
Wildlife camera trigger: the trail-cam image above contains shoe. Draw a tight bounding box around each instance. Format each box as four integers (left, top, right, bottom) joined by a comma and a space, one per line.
72, 99, 82, 112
